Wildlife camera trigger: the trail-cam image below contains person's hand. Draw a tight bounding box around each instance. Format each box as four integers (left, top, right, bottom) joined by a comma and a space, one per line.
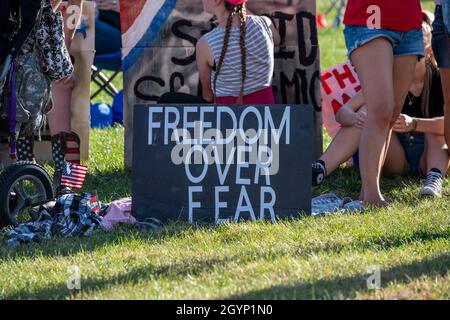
96, 0, 120, 12
353, 110, 366, 129
393, 114, 416, 133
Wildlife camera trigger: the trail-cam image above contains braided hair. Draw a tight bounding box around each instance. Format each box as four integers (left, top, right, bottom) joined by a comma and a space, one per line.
213, 2, 247, 103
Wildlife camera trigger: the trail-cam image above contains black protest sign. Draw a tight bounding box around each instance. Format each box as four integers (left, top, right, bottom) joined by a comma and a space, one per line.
132, 104, 312, 223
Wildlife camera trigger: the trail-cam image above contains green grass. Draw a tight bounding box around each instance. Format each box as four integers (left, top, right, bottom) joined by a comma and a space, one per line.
0, 0, 448, 300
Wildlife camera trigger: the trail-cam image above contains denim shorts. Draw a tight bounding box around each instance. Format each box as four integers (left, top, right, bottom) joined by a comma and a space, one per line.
432, 5, 450, 68
351, 133, 425, 175
396, 132, 425, 176
344, 25, 424, 60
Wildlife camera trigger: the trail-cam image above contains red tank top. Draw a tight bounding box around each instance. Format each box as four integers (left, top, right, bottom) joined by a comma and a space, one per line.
343, 0, 422, 32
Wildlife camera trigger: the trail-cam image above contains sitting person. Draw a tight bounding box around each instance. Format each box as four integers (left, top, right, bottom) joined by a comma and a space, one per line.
95, 0, 121, 56
196, 0, 280, 104
313, 14, 448, 198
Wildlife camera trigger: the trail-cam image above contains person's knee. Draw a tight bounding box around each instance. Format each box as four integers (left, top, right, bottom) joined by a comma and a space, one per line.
426, 133, 447, 150
371, 103, 394, 129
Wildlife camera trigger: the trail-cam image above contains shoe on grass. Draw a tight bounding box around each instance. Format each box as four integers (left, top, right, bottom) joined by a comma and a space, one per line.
419, 169, 443, 198
312, 160, 327, 187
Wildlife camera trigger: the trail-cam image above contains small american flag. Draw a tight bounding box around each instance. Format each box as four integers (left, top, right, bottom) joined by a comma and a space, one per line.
89, 194, 101, 215
61, 162, 88, 189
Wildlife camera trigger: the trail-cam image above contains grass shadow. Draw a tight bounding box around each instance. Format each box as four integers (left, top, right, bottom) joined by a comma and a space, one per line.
2, 227, 448, 299
227, 252, 450, 300
1, 198, 448, 259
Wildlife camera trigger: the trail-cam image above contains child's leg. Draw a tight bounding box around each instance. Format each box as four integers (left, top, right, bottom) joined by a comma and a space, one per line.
392, 57, 418, 123
422, 133, 450, 175
47, 74, 79, 194
382, 134, 408, 176
48, 75, 75, 136
419, 133, 449, 197
320, 126, 362, 175
375, 55, 419, 180
351, 38, 395, 206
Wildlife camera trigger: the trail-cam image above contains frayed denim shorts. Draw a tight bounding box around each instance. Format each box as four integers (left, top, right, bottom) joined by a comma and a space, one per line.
397, 132, 425, 176
432, 5, 450, 68
344, 25, 424, 60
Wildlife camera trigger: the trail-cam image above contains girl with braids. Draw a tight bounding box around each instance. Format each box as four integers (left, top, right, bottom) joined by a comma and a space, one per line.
312, 12, 448, 198
197, 0, 280, 104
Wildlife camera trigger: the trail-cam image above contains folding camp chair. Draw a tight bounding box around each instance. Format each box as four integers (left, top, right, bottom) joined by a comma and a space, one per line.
90, 51, 122, 100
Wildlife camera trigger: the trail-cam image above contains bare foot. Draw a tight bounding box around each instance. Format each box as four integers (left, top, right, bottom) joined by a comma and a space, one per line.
383, 196, 393, 204
363, 196, 392, 208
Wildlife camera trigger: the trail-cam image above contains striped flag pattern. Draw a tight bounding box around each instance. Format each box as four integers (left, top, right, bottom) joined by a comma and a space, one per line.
89, 194, 101, 215
121, 0, 177, 70
61, 162, 88, 189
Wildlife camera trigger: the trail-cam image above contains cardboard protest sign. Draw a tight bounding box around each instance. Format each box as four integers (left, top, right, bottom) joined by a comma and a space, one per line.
121, 0, 322, 168
66, 2, 95, 161
132, 104, 313, 223
321, 61, 361, 138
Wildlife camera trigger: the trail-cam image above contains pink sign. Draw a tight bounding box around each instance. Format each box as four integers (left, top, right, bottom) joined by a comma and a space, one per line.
321, 61, 361, 138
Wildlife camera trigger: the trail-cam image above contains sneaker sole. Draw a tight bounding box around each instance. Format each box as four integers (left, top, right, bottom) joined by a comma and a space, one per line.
419, 188, 441, 198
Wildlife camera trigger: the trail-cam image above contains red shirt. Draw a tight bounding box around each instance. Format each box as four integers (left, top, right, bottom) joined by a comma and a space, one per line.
344, 0, 422, 32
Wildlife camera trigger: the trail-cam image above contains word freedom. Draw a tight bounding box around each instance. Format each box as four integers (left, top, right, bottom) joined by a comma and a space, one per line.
147, 106, 292, 223
148, 105, 290, 146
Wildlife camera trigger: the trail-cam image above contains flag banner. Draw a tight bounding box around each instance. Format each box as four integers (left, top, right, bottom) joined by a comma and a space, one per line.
61, 162, 88, 190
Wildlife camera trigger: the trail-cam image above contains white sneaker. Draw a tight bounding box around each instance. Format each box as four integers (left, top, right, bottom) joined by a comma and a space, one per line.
419, 171, 443, 198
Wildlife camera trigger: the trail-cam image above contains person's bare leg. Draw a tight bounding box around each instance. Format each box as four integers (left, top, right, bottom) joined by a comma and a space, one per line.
48, 75, 75, 136
440, 68, 450, 150
378, 55, 418, 201
382, 133, 408, 176
351, 38, 395, 206
392, 56, 419, 125
423, 133, 450, 175
358, 56, 417, 202
358, 131, 402, 202
320, 126, 362, 176
378, 56, 418, 172
418, 133, 448, 197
